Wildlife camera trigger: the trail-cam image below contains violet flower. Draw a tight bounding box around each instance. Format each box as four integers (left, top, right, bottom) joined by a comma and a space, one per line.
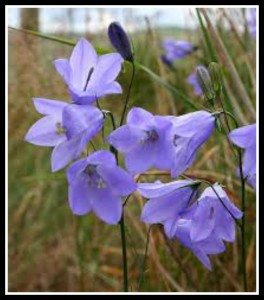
107, 107, 173, 175
190, 184, 243, 243
138, 179, 200, 238
168, 111, 216, 178
172, 218, 226, 270
25, 98, 104, 172
229, 124, 256, 189
67, 150, 136, 224
187, 71, 203, 97
161, 39, 196, 65
54, 38, 124, 105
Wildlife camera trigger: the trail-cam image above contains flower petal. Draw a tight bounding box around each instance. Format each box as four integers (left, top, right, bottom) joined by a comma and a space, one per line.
91, 189, 122, 224
215, 208, 236, 242
33, 98, 67, 117
174, 219, 212, 270
86, 150, 116, 166
69, 38, 98, 90
229, 124, 256, 149
25, 115, 67, 147
127, 107, 156, 129
53, 59, 72, 85
141, 187, 194, 224
137, 180, 193, 198
68, 85, 97, 105
190, 197, 216, 242
62, 104, 104, 140
108, 125, 147, 153
211, 185, 243, 219
95, 81, 122, 98
98, 165, 136, 197
88, 53, 123, 89
124, 142, 158, 175
51, 132, 86, 172
68, 173, 92, 215
67, 157, 88, 183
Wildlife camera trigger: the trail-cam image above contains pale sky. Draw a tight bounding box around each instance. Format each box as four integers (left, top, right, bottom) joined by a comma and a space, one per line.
8, 7, 198, 33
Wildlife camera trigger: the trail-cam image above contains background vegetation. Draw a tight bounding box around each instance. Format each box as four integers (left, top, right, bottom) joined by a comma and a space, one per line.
8, 7, 256, 292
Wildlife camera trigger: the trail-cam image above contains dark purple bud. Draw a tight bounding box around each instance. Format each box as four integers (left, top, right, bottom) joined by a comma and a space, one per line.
108, 22, 133, 62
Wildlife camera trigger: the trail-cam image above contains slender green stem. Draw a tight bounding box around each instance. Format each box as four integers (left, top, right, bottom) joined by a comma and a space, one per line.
120, 61, 135, 126
238, 150, 247, 292
215, 110, 247, 291
119, 215, 128, 292
138, 226, 152, 290
218, 95, 231, 132
107, 110, 128, 291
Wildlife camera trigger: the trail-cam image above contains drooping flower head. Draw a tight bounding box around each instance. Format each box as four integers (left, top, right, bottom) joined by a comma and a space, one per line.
190, 183, 243, 243
67, 150, 136, 224
247, 8, 256, 39
168, 111, 216, 178
108, 22, 133, 62
161, 38, 197, 65
138, 179, 200, 238
172, 218, 226, 270
25, 98, 104, 172
187, 70, 203, 97
54, 38, 124, 105
108, 107, 173, 175
229, 124, 256, 189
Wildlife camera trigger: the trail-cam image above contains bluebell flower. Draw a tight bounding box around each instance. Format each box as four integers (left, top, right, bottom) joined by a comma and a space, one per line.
54, 38, 124, 105
172, 218, 226, 270
189, 184, 243, 243
229, 124, 256, 189
138, 179, 199, 238
187, 71, 203, 97
161, 39, 196, 65
25, 98, 104, 171
168, 111, 216, 178
108, 107, 173, 175
67, 150, 136, 224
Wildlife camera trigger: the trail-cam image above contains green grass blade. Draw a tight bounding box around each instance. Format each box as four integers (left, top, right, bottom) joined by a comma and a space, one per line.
135, 62, 202, 110
8, 26, 109, 55
196, 8, 217, 62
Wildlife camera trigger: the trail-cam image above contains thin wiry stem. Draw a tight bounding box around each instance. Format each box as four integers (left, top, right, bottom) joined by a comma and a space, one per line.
119, 61, 135, 126
138, 226, 152, 290
215, 109, 248, 291
238, 150, 247, 292
119, 215, 128, 292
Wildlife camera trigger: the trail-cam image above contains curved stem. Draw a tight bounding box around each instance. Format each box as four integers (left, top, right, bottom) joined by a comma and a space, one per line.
119, 61, 135, 127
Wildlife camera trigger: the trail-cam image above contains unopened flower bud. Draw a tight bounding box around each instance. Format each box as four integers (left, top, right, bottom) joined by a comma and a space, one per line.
108, 22, 133, 62
196, 65, 215, 102
208, 62, 222, 96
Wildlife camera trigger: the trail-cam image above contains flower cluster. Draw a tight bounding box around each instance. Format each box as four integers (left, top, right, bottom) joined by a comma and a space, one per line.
138, 180, 242, 270
25, 22, 256, 272
26, 33, 137, 222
